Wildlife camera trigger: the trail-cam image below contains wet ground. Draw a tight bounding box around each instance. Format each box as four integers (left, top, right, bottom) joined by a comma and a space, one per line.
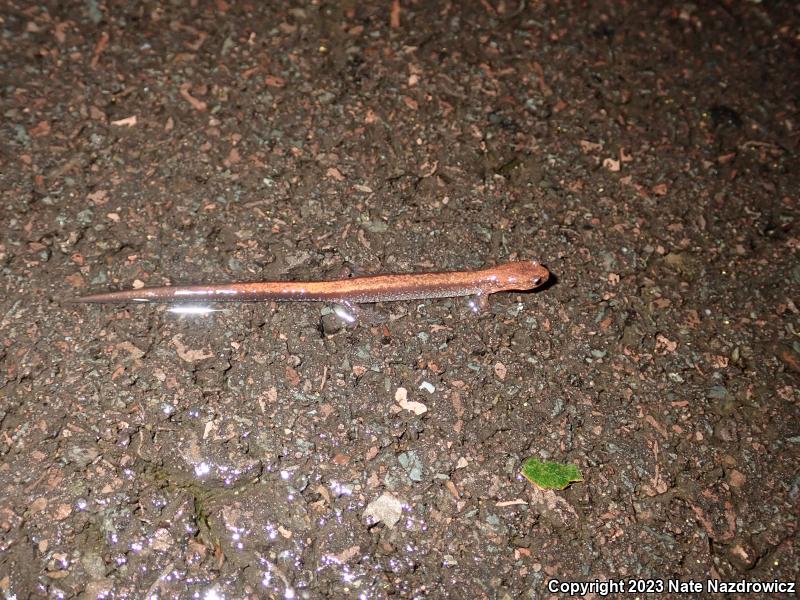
1, 1, 798, 598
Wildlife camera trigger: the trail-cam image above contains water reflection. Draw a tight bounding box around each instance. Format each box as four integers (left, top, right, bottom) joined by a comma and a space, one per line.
167, 305, 224, 316
203, 587, 224, 600
194, 462, 211, 477
332, 304, 357, 325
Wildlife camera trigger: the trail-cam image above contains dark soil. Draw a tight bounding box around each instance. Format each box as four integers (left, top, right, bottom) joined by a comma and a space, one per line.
1, 1, 798, 598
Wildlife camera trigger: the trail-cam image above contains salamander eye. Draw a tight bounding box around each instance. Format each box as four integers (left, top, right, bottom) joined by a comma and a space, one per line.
532, 277, 542, 286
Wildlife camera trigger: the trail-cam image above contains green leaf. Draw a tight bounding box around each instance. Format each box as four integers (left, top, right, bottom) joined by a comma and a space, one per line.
520, 458, 583, 490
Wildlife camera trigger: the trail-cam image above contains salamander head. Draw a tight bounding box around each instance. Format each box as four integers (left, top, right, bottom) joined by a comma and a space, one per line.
489, 260, 550, 292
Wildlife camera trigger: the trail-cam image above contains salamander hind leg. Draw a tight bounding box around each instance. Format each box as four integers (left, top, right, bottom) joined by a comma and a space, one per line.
319, 302, 388, 334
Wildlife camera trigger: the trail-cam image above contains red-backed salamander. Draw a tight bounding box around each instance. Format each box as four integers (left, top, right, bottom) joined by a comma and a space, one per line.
75, 260, 550, 305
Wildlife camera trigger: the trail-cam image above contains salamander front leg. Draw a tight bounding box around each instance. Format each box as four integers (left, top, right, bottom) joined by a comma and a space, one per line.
466, 293, 490, 315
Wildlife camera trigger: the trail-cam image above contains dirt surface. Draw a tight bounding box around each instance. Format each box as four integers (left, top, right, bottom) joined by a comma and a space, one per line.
1, 1, 798, 598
